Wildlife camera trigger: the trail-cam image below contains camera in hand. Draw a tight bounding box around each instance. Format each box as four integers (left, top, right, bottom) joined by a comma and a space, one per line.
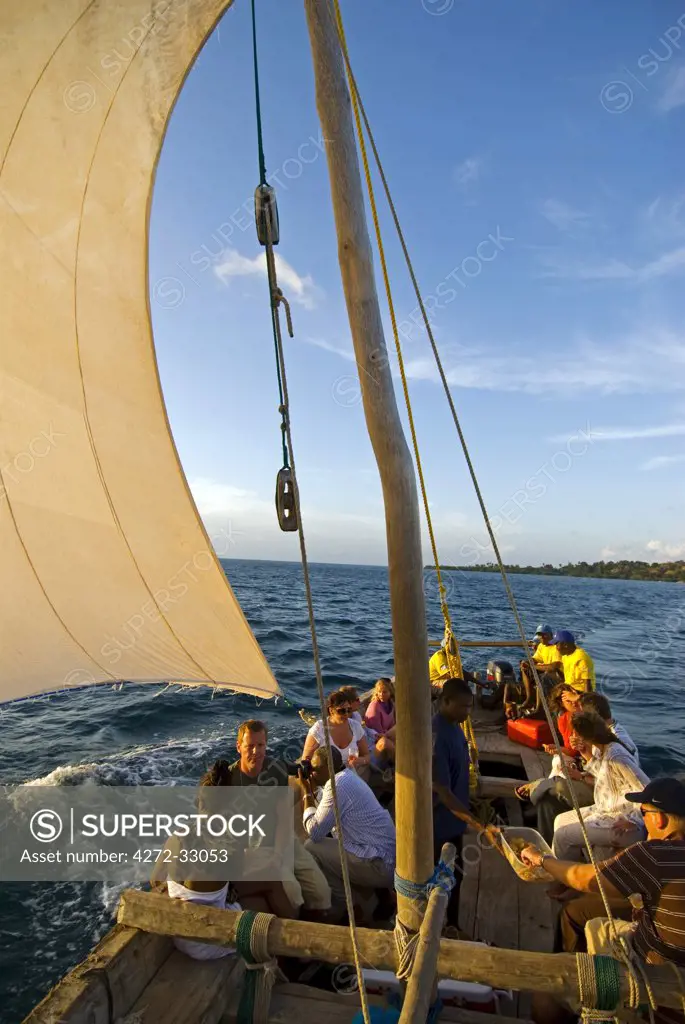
286, 759, 313, 781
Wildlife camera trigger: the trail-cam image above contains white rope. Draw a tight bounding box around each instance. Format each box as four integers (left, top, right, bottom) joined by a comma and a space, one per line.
263, 230, 372, 1024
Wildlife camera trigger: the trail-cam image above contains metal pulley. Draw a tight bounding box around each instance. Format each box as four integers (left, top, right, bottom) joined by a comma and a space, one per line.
275, 466, 298, 532
255, 183, 279, 246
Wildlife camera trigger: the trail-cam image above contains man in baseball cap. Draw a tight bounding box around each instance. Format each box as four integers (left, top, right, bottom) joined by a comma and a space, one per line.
512, 623, 559, 717
523, 777, 685, 1023
552, 629, 596, 693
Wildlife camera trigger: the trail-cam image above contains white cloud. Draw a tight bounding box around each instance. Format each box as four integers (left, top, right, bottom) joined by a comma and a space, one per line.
403, 327, 685, 396
644, 194, 685, 241
454, 157, 481, 188
646, 539, 685, 560
304, 337, 356, 361
640, 453, 685, 471
563, 424, 685, 443
304, 323, 685, 399
190, 478, 266, 517
658, 66, 685, 113
539, 246, 685, 283
214, 248, 320, 309
539, 199, 589, 233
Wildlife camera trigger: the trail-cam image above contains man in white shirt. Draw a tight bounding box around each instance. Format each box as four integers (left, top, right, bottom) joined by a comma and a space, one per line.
297, 745, 396, 916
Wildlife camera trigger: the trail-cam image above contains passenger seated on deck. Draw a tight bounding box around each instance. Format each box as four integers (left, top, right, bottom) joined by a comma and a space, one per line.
362, 679, 397, 774
337, 685, 364, 724
515, 684, 593, 843
579, 691, 638, 760
552, 630, 596, 693
364, 678, 395, 736
520, 778, 685, 1024
551, 711, 649, 866
229, 720, 331, 919
302, 689, 371, 774
514, 623, 559, 716
150, 759, 297, 961
298, 745, 396, 923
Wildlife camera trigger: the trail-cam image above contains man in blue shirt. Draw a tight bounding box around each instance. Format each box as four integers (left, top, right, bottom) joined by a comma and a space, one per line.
432, 677, 496, 927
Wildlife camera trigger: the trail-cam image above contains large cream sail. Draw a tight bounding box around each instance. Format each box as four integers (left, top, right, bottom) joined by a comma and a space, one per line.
0, 0, 280, 702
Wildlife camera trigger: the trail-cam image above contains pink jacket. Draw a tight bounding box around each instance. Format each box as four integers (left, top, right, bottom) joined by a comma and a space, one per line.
364, 699, 395, 735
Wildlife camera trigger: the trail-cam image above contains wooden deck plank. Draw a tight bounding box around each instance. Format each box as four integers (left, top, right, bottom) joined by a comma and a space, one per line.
128, 950, 242, 1024
458, 832, 481, 939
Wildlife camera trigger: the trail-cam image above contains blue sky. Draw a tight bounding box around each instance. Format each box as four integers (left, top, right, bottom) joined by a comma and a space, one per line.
150, 0, 685, 566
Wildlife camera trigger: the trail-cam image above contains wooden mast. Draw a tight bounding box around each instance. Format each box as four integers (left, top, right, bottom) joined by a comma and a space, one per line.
302, 0, 433, 932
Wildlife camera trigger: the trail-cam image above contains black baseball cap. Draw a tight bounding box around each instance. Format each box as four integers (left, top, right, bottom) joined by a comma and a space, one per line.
625, 778, 685, 816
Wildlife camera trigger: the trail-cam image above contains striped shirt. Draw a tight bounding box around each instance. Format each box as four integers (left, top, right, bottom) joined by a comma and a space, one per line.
303, 768, 396, 864
600, 839, 685, 966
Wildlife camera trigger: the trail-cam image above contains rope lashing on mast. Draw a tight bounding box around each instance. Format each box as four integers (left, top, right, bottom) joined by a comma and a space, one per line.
235, 910, 283, 1024
326, 9, 666, 1020
250, 0, 296, 532
330, 0, 477, 789
393, 862, 456, 982
247, 7, 372, 1019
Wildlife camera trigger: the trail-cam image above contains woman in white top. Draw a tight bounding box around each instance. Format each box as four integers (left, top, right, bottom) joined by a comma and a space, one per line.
552, 711, 649, 863
151, 759, 297, 959
302, 689, 370, 771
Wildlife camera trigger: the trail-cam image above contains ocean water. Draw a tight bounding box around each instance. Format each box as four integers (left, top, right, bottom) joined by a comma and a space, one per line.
1, 559, 685, 1021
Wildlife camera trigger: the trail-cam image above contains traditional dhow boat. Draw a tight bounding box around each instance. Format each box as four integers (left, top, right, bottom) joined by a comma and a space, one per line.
2, 2, 681, 1023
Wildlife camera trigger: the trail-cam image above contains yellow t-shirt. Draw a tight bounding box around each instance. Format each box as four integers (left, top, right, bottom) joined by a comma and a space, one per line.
561, 647, 596, 691
429, 648, 450, 683
534, 641, 558, 667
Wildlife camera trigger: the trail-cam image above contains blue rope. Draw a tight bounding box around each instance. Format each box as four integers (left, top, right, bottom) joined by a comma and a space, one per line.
394, 860, 456, 901
387, 991, 443, 1022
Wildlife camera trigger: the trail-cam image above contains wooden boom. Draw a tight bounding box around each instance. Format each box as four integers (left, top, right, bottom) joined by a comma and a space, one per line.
118, 890, 684, 1010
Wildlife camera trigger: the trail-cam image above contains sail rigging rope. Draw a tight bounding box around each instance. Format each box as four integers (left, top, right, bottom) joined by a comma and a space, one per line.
248, 5, 371, 1021
330, 0, 481, 792
327, 1, 649, 1003
250, 0, 288, 468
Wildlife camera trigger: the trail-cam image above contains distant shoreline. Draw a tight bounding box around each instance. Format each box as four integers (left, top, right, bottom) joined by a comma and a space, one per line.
430, 561, 685, 583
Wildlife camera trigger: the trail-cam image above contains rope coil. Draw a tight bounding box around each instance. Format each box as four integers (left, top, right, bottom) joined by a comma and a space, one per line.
235, 910, 282, 1024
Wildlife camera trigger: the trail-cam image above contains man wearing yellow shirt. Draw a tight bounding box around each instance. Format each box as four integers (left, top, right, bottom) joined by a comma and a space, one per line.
553, 630, 596, 693
515, 623, 558, 715
429, 645, 451, 685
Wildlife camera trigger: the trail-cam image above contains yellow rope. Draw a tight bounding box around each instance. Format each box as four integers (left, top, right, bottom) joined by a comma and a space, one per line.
327, 7, 631, 940
331, 0, 477, 786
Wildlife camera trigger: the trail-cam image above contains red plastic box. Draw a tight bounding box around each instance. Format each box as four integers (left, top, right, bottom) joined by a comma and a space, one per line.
507, 717, 553, 750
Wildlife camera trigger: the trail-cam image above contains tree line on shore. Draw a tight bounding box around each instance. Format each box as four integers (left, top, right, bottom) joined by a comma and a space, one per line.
432, 560, 685, 583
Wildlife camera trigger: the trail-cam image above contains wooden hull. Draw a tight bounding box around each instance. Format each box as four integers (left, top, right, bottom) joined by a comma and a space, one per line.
24, 711, 552, 1024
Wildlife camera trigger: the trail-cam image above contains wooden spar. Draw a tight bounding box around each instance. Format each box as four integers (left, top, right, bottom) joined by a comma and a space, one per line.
302, 0, 433, 931
399, 843, 456, 1024
429, 640, 530, 648
117, 890, 685, 1010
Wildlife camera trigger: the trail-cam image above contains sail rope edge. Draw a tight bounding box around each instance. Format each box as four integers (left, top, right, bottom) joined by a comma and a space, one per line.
249, 3, 372, 1020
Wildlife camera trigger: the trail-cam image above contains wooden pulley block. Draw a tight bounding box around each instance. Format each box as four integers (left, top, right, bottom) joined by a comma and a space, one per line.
275, 467, 298, 532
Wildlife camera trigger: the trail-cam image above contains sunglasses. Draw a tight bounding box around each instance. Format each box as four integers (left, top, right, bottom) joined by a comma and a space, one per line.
640, 807, 657, 818
333, 706, 353, 715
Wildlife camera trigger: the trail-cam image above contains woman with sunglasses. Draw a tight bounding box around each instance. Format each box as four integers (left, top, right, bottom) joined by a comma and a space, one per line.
301, 689, 371, 774
551, 710, 649, 865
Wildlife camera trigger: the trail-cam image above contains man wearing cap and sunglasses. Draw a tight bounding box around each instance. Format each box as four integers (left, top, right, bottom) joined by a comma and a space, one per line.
515, 623, 559, 715
521, 778, 685, 1024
